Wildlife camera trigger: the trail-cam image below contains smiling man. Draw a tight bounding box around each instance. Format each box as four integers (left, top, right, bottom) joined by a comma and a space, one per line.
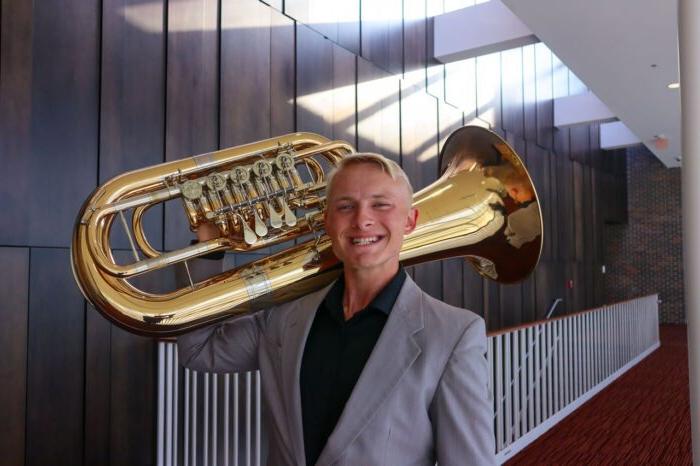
178, 153, 495, 466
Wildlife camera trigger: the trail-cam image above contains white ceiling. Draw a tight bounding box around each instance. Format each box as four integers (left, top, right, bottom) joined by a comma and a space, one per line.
501, 0, 681, 167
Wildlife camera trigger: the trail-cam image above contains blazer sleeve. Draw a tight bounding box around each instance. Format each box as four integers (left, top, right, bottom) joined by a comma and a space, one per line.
430, 316, 496, 466
176, 255, 266, 374
177, 310, 267, 374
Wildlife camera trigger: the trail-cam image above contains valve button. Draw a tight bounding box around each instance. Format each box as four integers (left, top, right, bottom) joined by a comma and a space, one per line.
275, 153, 295, 171
229, 167, 250, 185
206, 173, 227, 191
181, 180, 202, 200
252, 160, 273, 178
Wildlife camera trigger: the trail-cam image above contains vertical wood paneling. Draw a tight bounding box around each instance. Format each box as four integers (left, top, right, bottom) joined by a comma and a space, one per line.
270, 11, 296, 136
463, 267, 485, 317
401, 83, 441, 298
361, 0, 403, 76
0, 0, 33, 246
485, 281, 501, 331
426, 0, 445, 100
221, 0, 274, 146
522, 44, 537, 141
285, 0, 359, 55
552, 54, 569, 156
101, 0, 165, 250
403, 0, 427, 89
297, 25, 357, 142
84, 310, 112, 466
573, 161, 585, 262
0, 248, 29, 466
502, 48, 524, 136
501, 283, 523, 328
525, 142, 552, 261
27, 0, 100, 247
110, 327, 156, 465
476, 52, 502, 129
557, 154, 575, 261
26, 249, 85, 466
534, 43, 553, 150
445, 58, 477, 121
164, 0, 219, 251
357, 57, 401, 163
570, 125, 590, 164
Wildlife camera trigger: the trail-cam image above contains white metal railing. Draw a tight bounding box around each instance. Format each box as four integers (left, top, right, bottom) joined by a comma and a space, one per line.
490, 294, 660, 463
156, 295, 659, 465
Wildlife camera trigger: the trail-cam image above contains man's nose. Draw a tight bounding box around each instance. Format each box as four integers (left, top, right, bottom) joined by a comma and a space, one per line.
353, 205, 374, 229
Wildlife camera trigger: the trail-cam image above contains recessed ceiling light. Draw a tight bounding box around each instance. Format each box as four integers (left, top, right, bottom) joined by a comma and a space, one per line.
668, 82, 680, 89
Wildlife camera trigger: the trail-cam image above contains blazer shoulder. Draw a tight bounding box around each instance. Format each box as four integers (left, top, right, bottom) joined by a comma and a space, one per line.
420, 290, 484, 331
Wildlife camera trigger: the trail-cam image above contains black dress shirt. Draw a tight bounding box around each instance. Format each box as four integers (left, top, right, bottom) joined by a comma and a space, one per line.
300, 268, 406, 466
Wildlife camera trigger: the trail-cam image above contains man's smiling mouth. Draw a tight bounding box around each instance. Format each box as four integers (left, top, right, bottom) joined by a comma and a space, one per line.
350, 236, 382, 246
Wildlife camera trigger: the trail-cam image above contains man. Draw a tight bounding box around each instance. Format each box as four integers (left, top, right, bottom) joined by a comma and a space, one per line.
178, 154, 496, 465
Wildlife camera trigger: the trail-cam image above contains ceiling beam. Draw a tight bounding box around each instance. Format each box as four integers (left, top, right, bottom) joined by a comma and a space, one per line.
433, 1, 539, 63
600, 121, 641, 150
554, 92, 617, 128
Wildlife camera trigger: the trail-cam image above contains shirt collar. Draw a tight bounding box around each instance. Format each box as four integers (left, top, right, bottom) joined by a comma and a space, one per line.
322, 267, 407, 319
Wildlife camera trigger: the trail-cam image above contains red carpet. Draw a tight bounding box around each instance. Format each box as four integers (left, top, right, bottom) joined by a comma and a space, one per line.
507, 325, 691, 465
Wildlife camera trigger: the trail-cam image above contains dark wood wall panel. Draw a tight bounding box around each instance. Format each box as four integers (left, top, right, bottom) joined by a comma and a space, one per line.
502, 48, 524, 136
0, 0, 33, 246
475, 52, 502, 129
27, 0, 100, 247
360, 0, 403, 76
525, 142, 552, 261
522, 44, 537, 141
552, 54, 570, 156
84, 250, 162, 465
285, 0, 360, 55
445, 58, 476, 121
357, 58, 401, 162
485, 281, 501, 330
270, 11, 296, 136
500, 283, 523, 328
164, 0, 219, 251
0, 248, 29, 466
26, 248, 85, 466
463, 267, 485, 319
426, 0, 445, 100
297, 25, 357, 142
534, 43, 553, 150
220, 0, 294, 145
403, 0, 427, 88
556, 153, 575, 261
84, 310, 112, 466
438, 100, 464, 153
401, 84, 441, 299
109, 327, 156, 465
101, 0, 165, 251
570, 125, 590, 164
221, 0, 274, 146
572, 160, 585, 262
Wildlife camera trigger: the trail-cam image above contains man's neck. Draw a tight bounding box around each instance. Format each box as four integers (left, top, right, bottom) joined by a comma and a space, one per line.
342, 263, 400, 320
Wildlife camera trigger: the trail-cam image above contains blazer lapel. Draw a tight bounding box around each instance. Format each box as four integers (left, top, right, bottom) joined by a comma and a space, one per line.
280, 283, 333, 466
315, 277, 425, 466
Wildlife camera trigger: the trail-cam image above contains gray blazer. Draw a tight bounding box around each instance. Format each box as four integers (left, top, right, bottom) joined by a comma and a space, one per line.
178, 275, 496, 466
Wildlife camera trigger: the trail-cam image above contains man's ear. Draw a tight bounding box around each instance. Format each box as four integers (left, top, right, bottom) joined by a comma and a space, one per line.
404, 208, 419, 234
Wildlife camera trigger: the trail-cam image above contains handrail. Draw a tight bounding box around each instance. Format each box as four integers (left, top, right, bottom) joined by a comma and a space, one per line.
487, 293, 659, 337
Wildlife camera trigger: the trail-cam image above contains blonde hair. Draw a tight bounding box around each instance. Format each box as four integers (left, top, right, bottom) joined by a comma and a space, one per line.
326, 153, 414, 203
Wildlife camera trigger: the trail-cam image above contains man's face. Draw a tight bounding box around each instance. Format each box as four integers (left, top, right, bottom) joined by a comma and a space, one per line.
324, 163, 418, 275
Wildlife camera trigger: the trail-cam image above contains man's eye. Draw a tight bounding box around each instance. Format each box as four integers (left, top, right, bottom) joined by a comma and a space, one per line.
374, 203, 391, 209
337, 204, 353, 211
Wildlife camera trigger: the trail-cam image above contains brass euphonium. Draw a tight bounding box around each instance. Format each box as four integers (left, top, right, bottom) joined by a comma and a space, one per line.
71, 127, 543, 336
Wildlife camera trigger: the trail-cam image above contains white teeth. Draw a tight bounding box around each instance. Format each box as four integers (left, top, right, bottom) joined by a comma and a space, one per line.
351, 236, 379, 245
